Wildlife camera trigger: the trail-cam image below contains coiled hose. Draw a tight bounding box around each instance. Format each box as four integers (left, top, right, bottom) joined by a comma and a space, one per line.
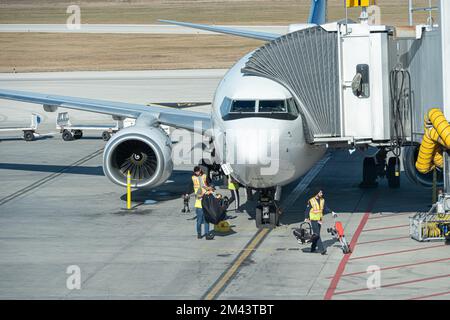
415, 108, 450, 174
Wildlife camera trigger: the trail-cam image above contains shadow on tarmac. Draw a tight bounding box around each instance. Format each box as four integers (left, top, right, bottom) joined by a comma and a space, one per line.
0, 135, 54, 142
0, 163, 104, 176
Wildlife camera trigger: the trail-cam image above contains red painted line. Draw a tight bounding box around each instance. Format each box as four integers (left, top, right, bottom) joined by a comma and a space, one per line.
324, 192, 379, 300
334, 273, 450, 296
362, 224, 409, 232
409, 291, 450, 300
368, 212, 412, 220
325, 257, 450, 279
349, 244, 445, 261
357, 236, 410, 245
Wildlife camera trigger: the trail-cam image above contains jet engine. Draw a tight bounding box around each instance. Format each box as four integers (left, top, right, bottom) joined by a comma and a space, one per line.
403, 143, 443, 188
103, 126, 173, 188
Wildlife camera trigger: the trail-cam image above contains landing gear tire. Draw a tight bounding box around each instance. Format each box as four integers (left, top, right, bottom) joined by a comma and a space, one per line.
62, 130, 73, 141
23, 131, 35, 142
102, 131, 111, 141
255, 188, 278, 229
386, 157, 400, 188
255, 207, 263, 229
269, 210, 279, 228
359, 157, 378, 188
73, 130, 83, 139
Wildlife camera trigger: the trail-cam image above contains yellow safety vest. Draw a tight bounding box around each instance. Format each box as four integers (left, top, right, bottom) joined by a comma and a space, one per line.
308, 197, 324, 221
192, 174, 207, 208
228, 176, 239, 190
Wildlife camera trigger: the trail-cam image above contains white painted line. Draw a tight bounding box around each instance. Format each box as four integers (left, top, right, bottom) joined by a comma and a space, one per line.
282, 154, 331, 210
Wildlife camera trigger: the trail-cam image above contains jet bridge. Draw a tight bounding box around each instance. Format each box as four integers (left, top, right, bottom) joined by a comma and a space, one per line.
242, 22, 402, 147
243, 0, 449, 191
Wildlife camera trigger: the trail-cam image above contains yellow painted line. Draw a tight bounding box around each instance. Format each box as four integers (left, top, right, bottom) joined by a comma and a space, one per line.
203, 228, 270, 300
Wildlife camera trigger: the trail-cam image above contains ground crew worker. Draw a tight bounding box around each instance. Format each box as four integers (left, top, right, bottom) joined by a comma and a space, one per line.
304, 190, 336, 255
227, 175, 241, 213
192, 166, 213, 240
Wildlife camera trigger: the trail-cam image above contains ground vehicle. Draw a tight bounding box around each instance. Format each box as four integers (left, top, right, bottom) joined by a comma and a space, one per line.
56, 112, 128, 141
0, 113, 41, 141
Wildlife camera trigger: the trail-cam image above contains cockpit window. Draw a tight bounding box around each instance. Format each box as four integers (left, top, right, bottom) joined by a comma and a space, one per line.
258, 100, 287, 113
287, 98, 300, 116
230, 100, 256, 113
221, 97, 299, 121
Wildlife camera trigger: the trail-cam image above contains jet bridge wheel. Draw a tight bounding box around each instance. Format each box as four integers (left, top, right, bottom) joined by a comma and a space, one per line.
359, 157, 378, 188
62, 130, 74, 141
23, 131, 35, 142
386, 157, 400, 188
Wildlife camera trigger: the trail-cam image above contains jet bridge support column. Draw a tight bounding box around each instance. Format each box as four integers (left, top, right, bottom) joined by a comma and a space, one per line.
441, 0, 450, 195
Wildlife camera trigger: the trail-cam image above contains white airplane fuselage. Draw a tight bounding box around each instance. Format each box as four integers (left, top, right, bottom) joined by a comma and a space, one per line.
210, 53, 326, 189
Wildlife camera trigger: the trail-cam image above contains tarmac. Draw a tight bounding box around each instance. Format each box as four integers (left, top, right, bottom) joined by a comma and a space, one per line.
0, 71, 449, 300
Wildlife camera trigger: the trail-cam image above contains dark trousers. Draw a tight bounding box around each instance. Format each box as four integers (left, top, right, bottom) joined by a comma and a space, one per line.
196, 208, 210, 236
229, 189, 240, 210
311, 220, 325, 252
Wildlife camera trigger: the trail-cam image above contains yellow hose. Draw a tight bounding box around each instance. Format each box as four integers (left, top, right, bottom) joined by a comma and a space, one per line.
415, 109, 450, 174
434, 150, 443, 167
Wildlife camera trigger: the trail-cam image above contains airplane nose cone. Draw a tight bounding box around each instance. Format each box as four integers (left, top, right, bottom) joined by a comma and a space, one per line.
222, 124, 294, 188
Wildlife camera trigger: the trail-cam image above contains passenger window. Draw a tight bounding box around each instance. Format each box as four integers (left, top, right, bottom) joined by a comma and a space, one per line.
230, 100, 256, 113
258, 100, 287, 113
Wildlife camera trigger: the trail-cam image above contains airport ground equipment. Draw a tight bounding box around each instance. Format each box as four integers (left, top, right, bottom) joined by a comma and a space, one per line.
410, 194, 450, 241
0, 113, 41, 141
327, 215, 351, 254
181, 193, 191, 213
56, 112, 128, 141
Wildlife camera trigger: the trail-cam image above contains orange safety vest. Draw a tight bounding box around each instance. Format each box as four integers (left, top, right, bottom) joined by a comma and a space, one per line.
308, 197, 324, 221
192, 174, 208, 208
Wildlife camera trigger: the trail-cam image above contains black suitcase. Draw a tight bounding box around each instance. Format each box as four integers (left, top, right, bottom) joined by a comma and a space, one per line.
201, 193, 227, 225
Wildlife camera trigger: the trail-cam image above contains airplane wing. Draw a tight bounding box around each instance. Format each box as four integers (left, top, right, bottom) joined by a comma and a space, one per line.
0, 89, 211, 133
158, 20, 281, 41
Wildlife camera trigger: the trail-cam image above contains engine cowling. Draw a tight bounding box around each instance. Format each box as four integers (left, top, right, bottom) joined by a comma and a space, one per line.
402, 144, 443, 188
103, 126, 173, 188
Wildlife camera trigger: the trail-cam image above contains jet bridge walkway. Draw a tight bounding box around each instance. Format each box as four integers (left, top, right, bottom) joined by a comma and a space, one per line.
241, 19, 440, 149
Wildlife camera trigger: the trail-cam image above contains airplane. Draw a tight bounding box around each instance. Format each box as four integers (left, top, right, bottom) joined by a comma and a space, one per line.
0, 0, 430, 228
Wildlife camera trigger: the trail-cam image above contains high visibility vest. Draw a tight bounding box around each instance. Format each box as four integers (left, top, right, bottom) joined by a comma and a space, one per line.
192, 174, 207, 208
228, 176, 239, 190
308, 197, 324, 221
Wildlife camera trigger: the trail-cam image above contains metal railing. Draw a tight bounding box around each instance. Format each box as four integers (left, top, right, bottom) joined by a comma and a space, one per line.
409, 0, 439, 26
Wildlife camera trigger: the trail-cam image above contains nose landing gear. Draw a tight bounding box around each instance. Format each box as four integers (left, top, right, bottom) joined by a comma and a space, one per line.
255, 188, 280, 229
